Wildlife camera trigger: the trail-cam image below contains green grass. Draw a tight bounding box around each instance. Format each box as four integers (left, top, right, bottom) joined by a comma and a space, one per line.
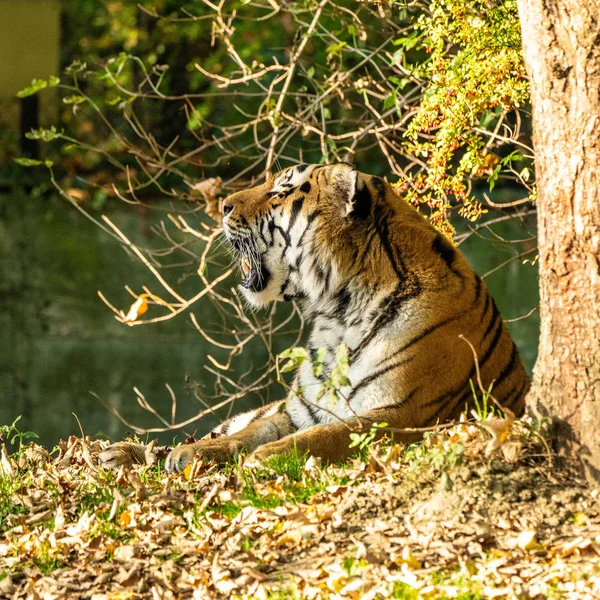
391, 582, 420, 599
200, 449, 348, 520
0, 476, 28, 530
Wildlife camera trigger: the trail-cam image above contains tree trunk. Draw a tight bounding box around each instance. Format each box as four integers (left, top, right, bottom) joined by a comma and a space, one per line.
517, 0, 600, 479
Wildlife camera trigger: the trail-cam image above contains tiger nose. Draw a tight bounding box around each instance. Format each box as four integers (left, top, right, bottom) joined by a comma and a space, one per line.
222, 201, 233, 217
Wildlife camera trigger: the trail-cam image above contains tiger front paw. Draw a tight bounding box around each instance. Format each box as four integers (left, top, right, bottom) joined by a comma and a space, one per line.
97, 442, 148, 469
165, 438, 245, 473
246, 437, 297, 465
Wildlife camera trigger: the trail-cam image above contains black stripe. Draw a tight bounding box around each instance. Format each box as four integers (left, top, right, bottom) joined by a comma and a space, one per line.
433, 385, 474, 423
432, 233, 458, 274
346, 355, 414, 402
480, 288, 492, 326
371, 177, 386, 199
422, 378, 474, 414
377, 385, 421, 410
373, 205, 407, 280
352, 281, 421, 358
423, 331, 516, 415
473, 274, 483, 305
503, 377, 529, 412
313, 259, 325, 282
297, 210, 320, 247
506, 376, 530, 416
351, 183, 372, 219
333, 288, 352, 319
375, 272, 483, 369
269, 221, 291, 246
375, 310, 463, 368
288, 197, 305, 230
482, 297, 501, 340
479, 317, 504, 369
354, 226, 377, 268
300, 181, 311, 193
422, 323, 503, 414
323, 264, 331, 290
300, 398, 319, 424
493, 342, 519, 391
250, 405, 269, 424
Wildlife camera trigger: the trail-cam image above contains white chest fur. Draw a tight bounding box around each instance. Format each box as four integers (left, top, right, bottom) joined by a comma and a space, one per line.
286, 289, 414, 430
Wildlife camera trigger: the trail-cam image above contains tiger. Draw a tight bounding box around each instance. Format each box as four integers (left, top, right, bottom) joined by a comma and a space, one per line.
98, 163, 530, 472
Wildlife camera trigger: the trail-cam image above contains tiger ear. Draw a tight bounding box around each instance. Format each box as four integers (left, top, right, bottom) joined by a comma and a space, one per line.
331, 163, 370, 218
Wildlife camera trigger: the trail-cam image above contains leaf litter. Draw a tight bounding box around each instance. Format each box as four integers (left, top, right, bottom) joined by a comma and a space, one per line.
1, 416, 599, 599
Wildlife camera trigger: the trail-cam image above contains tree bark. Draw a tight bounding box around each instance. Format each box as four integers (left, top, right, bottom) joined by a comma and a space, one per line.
517, 0, 600, 479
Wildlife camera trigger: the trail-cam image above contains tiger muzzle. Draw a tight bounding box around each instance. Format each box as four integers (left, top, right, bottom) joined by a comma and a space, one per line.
226, 234, 271, 293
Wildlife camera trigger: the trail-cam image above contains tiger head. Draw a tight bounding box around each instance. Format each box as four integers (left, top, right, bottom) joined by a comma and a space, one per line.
221, 163, 428, 308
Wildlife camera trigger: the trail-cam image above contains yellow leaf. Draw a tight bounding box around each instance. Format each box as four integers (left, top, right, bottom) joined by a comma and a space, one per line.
123, 295, 148, 322
573, 512, 589, 526
481, 414, 515, 456
118, 509, 132, 528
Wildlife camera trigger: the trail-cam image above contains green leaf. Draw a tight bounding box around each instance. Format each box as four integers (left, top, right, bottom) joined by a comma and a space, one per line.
335, 343, 349, 366
383, 89, 397, 110
326, 41, 347, 59
312, 347, 327, 378
65, 60, 86, 74
63, 95, 87, 105
348, 432, 364, 448
327, 387, 339, 409
278, 347, 309, 374
488, 165, 501, 191
16, 79, 48, 98
48, 76, 60, 87
13, 158, 44, 167
26, 126, 61, 142
279, 347, 309, 362
389, 76, 410, 90
391, 48, 404, 66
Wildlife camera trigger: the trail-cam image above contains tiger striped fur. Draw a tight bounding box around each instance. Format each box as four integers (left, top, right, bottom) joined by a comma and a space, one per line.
98, 163, 529, 473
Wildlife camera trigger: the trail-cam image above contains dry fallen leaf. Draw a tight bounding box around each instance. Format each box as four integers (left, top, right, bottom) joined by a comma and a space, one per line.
395, 546, 422, 570
189, 177, 224, 223
66, 188, 90, 204
480, 413, 515, 456
18, 443, 51, 468
1, 444, 15, 477
516, 530, 540, 551
125, 469, 146, 502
